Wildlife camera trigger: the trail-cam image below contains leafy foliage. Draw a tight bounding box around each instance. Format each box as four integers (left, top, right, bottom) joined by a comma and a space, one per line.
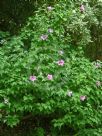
0, 0, 102, 135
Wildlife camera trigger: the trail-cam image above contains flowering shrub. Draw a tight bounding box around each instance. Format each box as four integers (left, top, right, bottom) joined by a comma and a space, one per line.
0, 0, 102, 135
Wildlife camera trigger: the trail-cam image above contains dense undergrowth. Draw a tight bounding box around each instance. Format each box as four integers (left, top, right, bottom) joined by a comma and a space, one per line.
0, 0, 102, 135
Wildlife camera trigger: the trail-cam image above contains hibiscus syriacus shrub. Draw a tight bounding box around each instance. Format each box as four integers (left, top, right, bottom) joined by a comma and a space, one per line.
0, 0, 102, 135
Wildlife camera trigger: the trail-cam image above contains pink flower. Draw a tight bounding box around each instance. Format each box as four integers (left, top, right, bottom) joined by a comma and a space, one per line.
40, 35, 48, 40
47, 74, 53, 80
58, 50, 64, 55
48, 28, 53, 33
96, 81, 101, 87
47, 6, 53, 11
80, 96, 86, 101
57, 60, 65, 66
80, 5, 85, 12
67, 91, 73, 97
29, 76, 36, 81
95, 62, 101, 68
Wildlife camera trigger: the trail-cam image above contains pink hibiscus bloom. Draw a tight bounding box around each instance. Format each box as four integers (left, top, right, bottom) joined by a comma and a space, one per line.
47, 74, 53, 80
29, 76, 36, 81
57, 60, 65, 66
80, 96, 86, 101
40, 34, 48, 40
80, 5, 85, 12
95, 62, 101, 68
